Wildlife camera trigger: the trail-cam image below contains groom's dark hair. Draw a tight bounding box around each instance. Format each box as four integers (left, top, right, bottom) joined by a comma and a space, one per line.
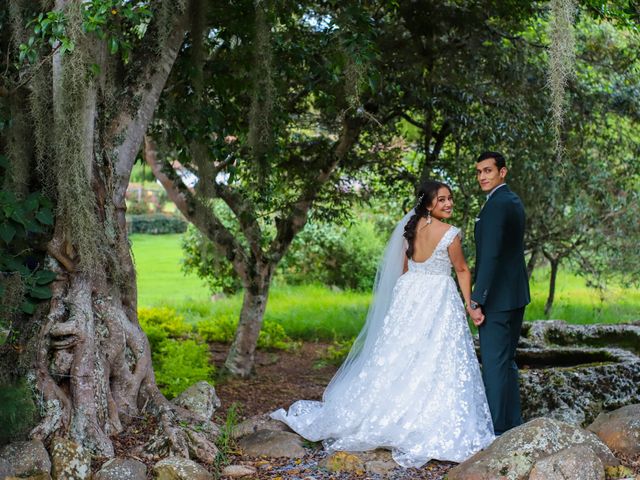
477, 151, 506, 170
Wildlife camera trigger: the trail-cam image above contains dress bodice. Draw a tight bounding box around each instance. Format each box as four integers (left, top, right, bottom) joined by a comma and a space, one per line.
407, 226, 461, 276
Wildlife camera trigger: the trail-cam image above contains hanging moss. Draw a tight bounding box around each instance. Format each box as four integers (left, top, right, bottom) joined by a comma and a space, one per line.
548, 0, 577, 161
248, 0, 275, 179
48, 3, 104, 274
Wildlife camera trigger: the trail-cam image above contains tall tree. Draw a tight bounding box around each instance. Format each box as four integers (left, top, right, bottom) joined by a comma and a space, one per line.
0, 0, 217, 459
146, 1, 379, 377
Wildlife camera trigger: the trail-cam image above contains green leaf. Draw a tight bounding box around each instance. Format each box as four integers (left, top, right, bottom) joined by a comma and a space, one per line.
109, 37, 119, 54
0, 223, 16, 244
29, 285, 52, 300
34, 270, 57, 285
35, 209, 54, 225
20, 301, 36, 314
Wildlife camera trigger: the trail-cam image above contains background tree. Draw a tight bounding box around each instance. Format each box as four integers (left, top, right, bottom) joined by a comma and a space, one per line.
0, 0, 218, 459
146, 1, 384, 377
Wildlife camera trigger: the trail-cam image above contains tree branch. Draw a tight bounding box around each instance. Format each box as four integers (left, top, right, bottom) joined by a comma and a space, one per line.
143, 137, 250, 278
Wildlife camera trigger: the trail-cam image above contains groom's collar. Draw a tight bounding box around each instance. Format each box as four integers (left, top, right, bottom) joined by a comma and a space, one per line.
486, 183, 508, 199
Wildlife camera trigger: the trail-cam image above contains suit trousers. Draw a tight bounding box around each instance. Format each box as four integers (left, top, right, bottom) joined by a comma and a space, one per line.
478, 307, 525, 434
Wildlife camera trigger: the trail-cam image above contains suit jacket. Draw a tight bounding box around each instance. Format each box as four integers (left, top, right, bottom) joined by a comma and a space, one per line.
472, 184, 530, 313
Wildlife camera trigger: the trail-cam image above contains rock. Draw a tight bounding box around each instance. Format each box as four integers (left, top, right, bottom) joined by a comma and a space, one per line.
0, 440, 51, 478
447, 417, 618, 480
94, 457, 147, 480
319, 451, 364, 475
0, 458, 14, 478
152, 457, 212, 480
519, 321, 640, 426
171, 381, 221, 420
237, 430, 306, 458
528, 445, 604, 480
319, 449, 396, 475
233, 414, 292, 439
49, 437, 91, 480
587, 404, 640, 455
220, 464, 257, 477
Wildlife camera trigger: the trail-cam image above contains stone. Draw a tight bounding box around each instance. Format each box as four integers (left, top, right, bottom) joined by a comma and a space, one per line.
233, 414, 292, 439
319, 449, 397, 475
528, 445, 604, 480
237, 430, 306, 458
319, 451, 364, 475
94, 457, 147, 480
0, 440, 51, 477
587, 404, 640, 455
171, 381, 221, 420
0, 458, 14, 479
49, 437, 91, 480
447, 417, 618, 480
152, 457, 212, 480
519, 321, 640, 426
220, 464, 257, 477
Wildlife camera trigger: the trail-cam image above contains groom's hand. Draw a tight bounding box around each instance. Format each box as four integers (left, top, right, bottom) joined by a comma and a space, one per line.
469, 308, 485, 327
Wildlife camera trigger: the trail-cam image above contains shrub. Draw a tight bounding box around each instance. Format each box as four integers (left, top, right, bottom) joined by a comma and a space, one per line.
0, 380, 37, 445
153, 339, 214, 399
316, 337, 355, 367
139, 307, 192, 351
277, 216, 385, 291
198, 316, 299, 351
126, 214, 187, 235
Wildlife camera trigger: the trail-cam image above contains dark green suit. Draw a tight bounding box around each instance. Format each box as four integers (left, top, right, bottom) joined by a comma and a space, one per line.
472, 184, 530, 434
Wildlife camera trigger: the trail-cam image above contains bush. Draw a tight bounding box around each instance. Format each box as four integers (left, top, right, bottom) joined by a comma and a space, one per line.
277, 216, 385, 291
126, 214, 187, 235
325, 220, 385, 291
139, 307, 192, 351
198, 316, 299, 351
153, 339, 214, 399
0, 380, 37, 445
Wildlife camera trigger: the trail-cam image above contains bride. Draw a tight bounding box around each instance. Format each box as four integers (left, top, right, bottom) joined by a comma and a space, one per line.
271, 181, 495, 468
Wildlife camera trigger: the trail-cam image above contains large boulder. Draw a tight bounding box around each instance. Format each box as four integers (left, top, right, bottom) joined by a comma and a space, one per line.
0, 440, 51, 478
447, 417, 618, 480
233, 414, 292, 440
171, 381, 221, 420
528, 445, 604, 480
587, 404, 640, 455
49, 437, 91, 480
152, 457, 212, 480
237, 430, 306, 458
94, 457, 147, 480
519, 321, 640, 426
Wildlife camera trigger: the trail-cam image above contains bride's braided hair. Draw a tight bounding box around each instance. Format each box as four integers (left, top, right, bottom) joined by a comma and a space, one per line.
403, 180, 451, 259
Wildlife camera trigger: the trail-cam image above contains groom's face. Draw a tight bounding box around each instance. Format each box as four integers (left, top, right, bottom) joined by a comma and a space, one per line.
476, 158, 507, 193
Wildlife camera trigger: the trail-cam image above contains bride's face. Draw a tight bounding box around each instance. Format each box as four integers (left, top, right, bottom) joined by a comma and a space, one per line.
429, 187, 453, 220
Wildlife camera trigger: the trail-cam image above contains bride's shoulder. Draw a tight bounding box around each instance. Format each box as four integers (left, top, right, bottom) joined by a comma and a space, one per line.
445, 225, 463, 243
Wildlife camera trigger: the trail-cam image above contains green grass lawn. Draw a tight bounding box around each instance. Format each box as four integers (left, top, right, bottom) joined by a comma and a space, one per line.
132, 234, 639, 341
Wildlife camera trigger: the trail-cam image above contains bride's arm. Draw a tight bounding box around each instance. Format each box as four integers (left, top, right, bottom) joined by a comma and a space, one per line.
448, 236, 473, 310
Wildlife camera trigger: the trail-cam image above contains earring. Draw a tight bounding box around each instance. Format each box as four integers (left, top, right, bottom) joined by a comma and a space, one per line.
426, 210, 432, 224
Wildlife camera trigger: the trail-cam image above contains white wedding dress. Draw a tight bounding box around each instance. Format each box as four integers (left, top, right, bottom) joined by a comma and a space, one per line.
271, 224, 495, 468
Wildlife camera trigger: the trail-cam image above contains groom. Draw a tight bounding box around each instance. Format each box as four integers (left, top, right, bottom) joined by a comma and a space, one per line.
468, 151, 530, 435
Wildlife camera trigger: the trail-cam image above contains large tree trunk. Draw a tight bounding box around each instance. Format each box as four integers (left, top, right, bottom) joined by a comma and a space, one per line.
224, 267, 272, 377
1, 0, 218, 460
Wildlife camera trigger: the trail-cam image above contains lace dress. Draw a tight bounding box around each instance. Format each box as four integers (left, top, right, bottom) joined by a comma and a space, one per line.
271, 226, 494, 468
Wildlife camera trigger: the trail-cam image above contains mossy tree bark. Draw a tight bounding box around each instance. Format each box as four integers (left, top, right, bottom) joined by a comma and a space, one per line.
1, 0, 217, 460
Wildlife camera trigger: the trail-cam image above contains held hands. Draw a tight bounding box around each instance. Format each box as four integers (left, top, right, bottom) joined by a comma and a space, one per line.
467, 306, 485, 327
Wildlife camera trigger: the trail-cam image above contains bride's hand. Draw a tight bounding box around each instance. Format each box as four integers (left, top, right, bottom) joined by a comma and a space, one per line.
468, 308, 485, 327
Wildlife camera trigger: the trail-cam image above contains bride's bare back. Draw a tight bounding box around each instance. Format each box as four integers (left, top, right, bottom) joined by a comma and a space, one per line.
411, 218, 452, 263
